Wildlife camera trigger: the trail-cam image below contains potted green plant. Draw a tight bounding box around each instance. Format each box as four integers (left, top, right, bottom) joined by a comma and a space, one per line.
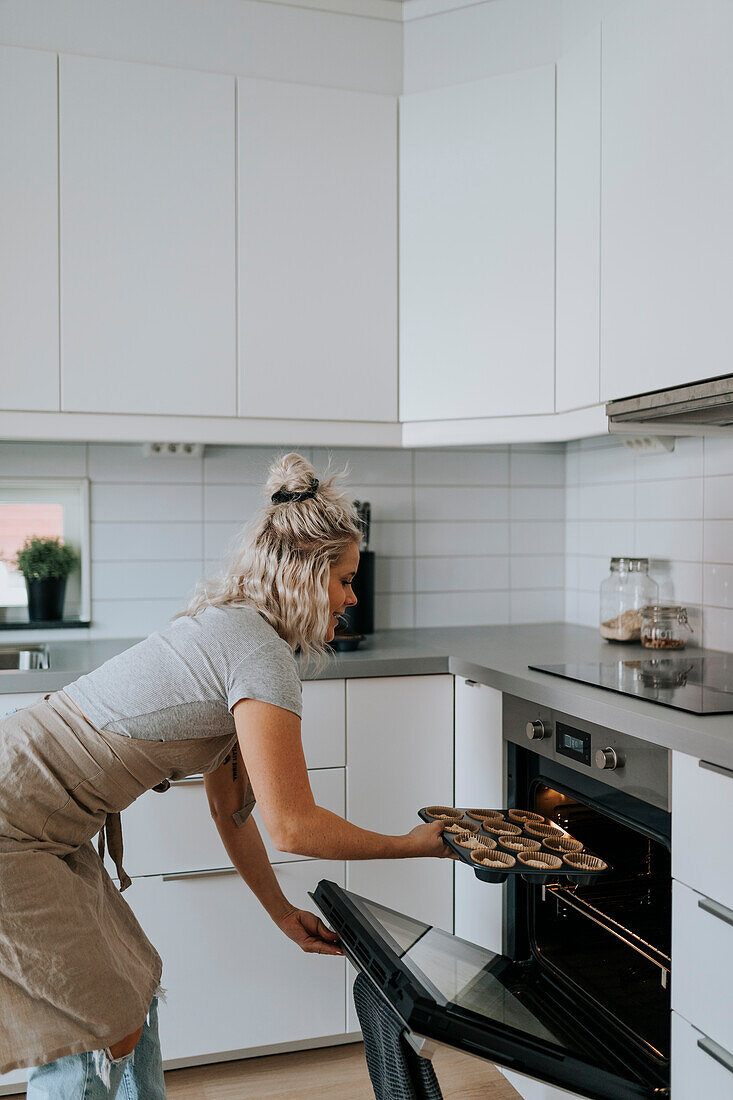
13, 536, 80, 622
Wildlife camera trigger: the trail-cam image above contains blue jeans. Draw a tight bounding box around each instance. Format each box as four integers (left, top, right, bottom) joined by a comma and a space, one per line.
25, 996, 166, 1099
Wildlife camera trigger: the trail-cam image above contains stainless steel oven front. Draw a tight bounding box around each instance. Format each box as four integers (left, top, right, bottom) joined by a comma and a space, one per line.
312, 694, 671, 1100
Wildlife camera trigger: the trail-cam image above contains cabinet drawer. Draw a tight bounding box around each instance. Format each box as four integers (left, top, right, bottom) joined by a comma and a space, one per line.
672, 751, 733, 910
301, 679, 345, 768
672, 880, 733, 1055
672, 1011, 733, 1100
114, 767, 344, 878
127, 860, 347, 1062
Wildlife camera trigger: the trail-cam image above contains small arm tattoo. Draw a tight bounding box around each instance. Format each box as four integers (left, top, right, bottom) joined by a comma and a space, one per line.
231, 741, 239, 781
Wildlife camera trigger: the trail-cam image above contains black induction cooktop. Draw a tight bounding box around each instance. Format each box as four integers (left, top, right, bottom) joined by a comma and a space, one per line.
529, 653, 733, 715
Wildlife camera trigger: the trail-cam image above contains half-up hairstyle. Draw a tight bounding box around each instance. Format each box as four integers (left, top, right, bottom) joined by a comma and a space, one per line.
183, 452, 362, 661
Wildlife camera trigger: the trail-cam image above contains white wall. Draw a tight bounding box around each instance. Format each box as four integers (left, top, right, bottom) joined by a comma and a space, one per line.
565, 435, 733, 652
0, 0, 402, 94
0, 441, 565, 637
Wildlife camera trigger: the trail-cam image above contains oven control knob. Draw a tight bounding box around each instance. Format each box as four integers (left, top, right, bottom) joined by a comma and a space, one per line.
596, 747, 622, 771
526, 720, 549, 741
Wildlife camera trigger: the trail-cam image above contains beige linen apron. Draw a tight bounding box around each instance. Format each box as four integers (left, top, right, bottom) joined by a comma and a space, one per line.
0, 690, 237, 1075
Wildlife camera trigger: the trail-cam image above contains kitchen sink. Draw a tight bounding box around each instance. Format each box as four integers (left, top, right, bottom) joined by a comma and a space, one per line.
0, 645, 50, 671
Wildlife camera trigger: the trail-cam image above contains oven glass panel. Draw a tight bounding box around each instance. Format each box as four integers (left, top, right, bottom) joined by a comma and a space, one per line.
532, 785, 671, 1063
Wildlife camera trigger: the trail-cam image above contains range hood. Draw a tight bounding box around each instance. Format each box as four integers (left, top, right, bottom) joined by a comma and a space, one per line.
606, 374, 733, 435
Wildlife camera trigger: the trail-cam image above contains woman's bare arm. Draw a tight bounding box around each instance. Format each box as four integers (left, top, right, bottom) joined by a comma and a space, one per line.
232, 698, 450, 861
203, 751, 342, 955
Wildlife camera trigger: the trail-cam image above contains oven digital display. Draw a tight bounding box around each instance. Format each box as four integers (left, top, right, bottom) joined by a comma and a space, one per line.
556, 722, 591, 766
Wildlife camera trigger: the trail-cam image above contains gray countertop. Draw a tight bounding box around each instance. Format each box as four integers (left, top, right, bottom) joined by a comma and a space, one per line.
3, 624, 732, 770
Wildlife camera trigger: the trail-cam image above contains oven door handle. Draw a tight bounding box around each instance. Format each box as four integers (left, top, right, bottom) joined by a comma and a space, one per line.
698, 895, 733, 929
697, 1035, 733, 1076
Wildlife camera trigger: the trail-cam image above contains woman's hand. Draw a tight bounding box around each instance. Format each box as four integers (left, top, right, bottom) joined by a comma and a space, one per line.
404, 819, 456, 858
275, 907, 344, 956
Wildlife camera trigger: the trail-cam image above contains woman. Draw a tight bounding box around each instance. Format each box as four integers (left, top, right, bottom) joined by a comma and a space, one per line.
0, 452, 450, 1098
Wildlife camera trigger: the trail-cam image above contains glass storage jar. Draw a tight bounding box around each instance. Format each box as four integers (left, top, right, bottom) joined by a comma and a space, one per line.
641, 605, 692, 650
599, 558, 658, 643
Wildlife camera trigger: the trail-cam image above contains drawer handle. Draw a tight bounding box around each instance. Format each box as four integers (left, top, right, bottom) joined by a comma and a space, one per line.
698, 1036, 733, 1076
698, 896, 733, 929
162, 866, 237, 882
699, 760, 733, 781
169, 776, 204, 786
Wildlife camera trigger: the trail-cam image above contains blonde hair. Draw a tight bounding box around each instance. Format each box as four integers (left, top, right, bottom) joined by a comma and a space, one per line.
183, 452, 361, 661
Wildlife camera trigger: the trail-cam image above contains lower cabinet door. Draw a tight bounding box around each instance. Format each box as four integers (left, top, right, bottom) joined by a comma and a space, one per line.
672, 1011, 733, 1099
126, 860, 347, 1062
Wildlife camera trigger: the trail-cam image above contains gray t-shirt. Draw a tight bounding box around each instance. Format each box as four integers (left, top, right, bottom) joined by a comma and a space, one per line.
64, 604, 302, 741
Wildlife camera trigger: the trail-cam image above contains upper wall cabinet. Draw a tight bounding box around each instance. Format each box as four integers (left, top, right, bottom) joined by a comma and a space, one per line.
0, 46, 59, 411
237, 79, 397, 422
399, 65, 556, 422
601, 0, 733, 403
555, 28, 601, 414
59, 55, 236, 416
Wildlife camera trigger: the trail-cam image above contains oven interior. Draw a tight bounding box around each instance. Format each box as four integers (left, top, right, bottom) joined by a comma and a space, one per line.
505, 747, 671, 1092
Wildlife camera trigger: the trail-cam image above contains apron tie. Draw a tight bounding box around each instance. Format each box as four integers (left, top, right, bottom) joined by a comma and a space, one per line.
97, 813, 132, 892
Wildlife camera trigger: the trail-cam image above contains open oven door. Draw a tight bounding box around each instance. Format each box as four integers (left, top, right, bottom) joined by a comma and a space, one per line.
312, 881, 668, 1100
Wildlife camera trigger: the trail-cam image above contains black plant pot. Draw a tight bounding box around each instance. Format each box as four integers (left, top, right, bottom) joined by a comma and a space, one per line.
25, 577, 67, 622
339, 550, 375, 635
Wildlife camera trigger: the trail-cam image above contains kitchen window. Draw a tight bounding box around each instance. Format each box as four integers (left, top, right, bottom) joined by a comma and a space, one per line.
0, 479, 90, 624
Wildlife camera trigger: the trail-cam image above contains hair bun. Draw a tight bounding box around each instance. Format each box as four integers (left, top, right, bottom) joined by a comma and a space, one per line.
266, 453, 318, 504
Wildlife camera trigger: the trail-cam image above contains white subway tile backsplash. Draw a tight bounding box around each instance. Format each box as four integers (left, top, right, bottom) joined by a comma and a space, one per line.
415, 556, 510, 593
635, 477, 703, 520
204, 446, 307, 485
375, 557, 414, 594
510, 449, 565, 486
203, 484, 262, 523
0, 442, 87, 478
92, 560, 203, 602
577, 482, 633, 521
704, 474, 733, 520
509, 555, 564, 590
416, 591, 510, 628
652, 560, 703, 606
704, 563, 733, 609
415, 521, 509, 556
510, 487, 565, 521
574, 520, 635, 557
91, 482, 203, 523
368, 522, 413, 557
313, 447, 412, 486
634, 520, 703, 563
704, 520, 733, 563
510, 521, 565, 555
91, 522, 202, 562
703, 606, 733, 652
578, 441, 636, 485
88, 444, 202, 484
203, 521, 244, 563
510, 589, 564, 623
89, 598, 184, 638
634, 436, 703, 481
374, 593, 414, 629
347, 484, 414, 522
414, 448, 508, 486
703, 436, 733, 478
415, 487, 508, 522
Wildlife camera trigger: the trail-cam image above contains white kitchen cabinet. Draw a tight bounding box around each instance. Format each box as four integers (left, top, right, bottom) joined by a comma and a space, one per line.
59, 54, 236, 417
126, 860, 347, 1063
672, 1012, 733, 1100
399, 64, 555, 422
0, 45, 59, 412
237, 78, 397, 423
115, 767, 345, 879
345, 675, 454, 929
453, 677, 503, 954
301, 678, 345, 769
672, 750, 733, 912
601, 0, 733, 402
555, 27, 601, 414
672, 880, 733, 1056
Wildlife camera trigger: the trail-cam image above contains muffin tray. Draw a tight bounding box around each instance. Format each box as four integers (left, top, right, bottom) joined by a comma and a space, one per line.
419, 806, 610, 885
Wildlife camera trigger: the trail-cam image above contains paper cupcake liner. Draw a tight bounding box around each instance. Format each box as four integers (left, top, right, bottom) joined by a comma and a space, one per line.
543, 835, 583, 854
454, 831, 494, 850
466, 808, 504, 823
507, 809, 544, 825
424, 806, 463, 821
500, 835, 542, 853
563, 852, 608, 872
524, 821, 563, 839
482, 820, 523, 838
470, 848, 515, 869
517, 851, 563, 871
443, 818, 480, 834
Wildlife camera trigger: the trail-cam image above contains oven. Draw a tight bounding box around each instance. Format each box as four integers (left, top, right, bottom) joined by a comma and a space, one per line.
312, 694, 671, 1100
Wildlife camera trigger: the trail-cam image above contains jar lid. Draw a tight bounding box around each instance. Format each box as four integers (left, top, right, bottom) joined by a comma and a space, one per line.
641, 604, 689, 621
610, 556, 649, 570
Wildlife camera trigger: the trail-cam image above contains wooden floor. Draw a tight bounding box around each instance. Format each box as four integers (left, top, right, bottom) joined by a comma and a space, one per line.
165, 1042, 522, 1099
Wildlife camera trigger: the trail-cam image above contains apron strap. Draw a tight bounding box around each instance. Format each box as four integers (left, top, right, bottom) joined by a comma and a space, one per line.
97, 813, 132, 892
